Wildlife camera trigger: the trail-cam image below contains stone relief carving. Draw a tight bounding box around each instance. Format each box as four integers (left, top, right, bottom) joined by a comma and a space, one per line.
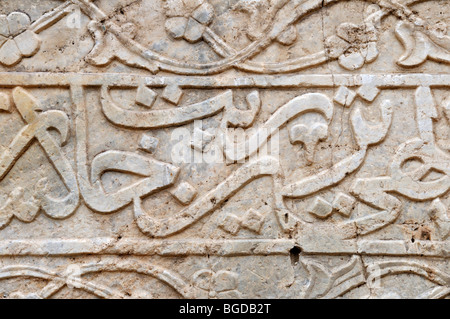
0, 0, 448, 299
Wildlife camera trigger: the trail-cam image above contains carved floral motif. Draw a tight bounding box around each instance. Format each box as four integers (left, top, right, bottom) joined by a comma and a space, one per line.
326, 22, 379, 70
163, 0, 214, 43
192, 269, 242, 299
0, 12, 40, 66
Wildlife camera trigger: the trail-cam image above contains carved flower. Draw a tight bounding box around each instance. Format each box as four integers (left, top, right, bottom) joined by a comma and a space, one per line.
163, 0, 214, 43
0, 12, 41, 66
326, 22, 378, 70
192, 269, 242, 299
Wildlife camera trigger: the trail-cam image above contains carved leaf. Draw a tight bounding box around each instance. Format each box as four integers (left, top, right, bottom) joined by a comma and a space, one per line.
396, 21, 450, 67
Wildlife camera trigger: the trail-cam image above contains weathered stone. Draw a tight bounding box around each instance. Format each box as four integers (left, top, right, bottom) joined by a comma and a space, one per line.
334, 86, 357, 107
332, 192, 356, 217
0, 92, 11, 112
162, 84, 183, 105
0, 0, 449, 300
135, 85, 157, 108
138, 133, 159, 153
308, 197, 333, 219
170, 181, 197, 205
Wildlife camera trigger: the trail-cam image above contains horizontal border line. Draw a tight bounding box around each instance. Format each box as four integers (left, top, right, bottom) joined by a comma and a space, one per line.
0, 238, 447, 257
0, 73, 449, 88
300, 240, 449, 257
0, 238, 295, 256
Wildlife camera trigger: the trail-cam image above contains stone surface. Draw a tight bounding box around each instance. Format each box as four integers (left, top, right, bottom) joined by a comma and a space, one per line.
0, 0, 449, 299
138, 133, 159, 154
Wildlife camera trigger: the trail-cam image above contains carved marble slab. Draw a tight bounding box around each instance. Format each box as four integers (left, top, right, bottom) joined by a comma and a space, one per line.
0, 0, 448, 299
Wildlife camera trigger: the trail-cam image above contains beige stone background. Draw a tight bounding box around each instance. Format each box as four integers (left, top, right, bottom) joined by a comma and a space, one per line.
0, 0, 448, 298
